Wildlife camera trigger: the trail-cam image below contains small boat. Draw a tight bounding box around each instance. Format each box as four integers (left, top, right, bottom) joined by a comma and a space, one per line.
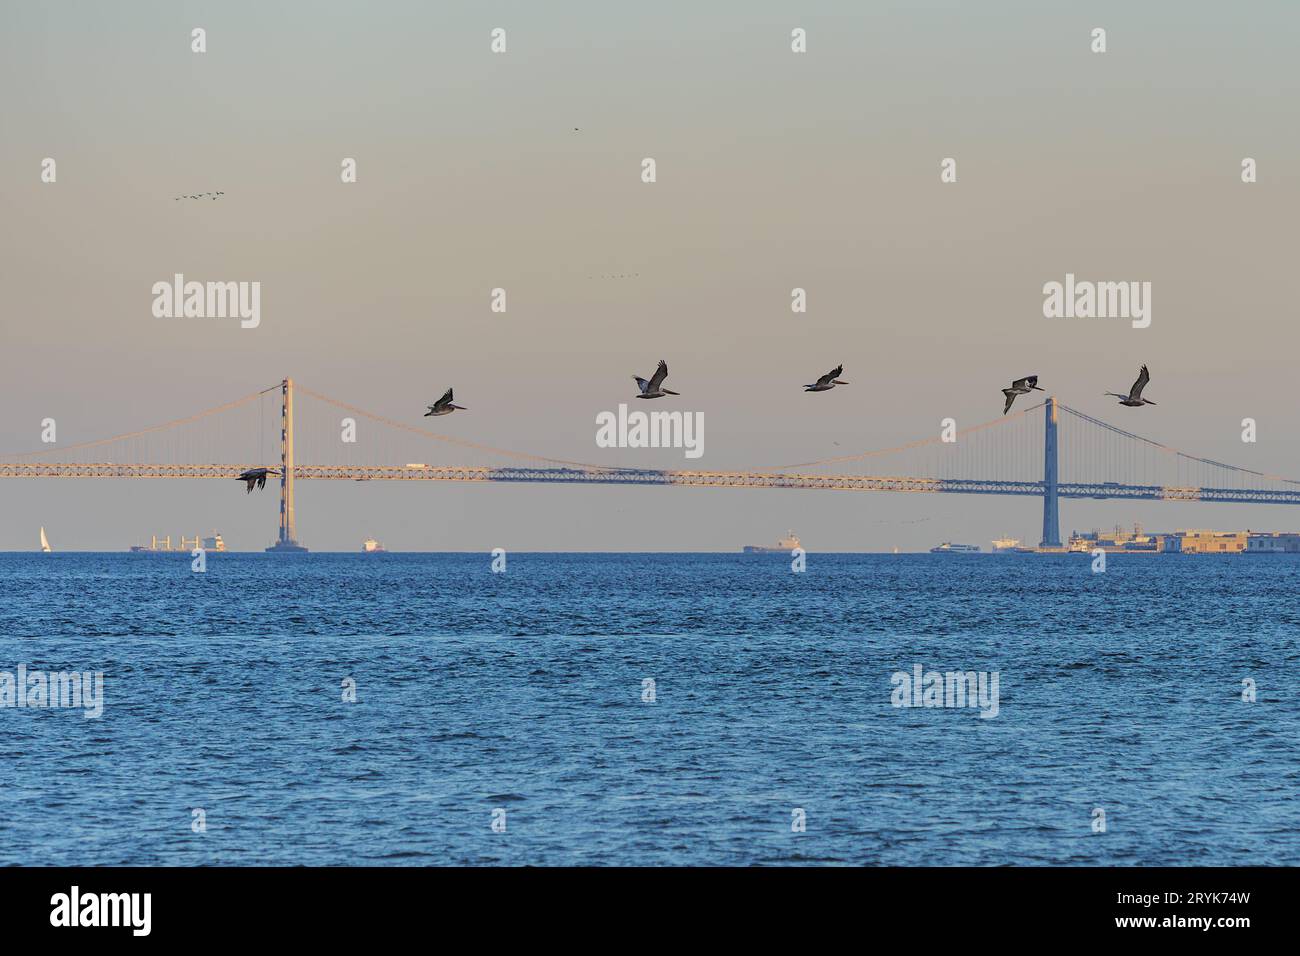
929, 542, 980, 553
743, 530, 801, 554
361, 537, 386, 554
39, 527, 52, 553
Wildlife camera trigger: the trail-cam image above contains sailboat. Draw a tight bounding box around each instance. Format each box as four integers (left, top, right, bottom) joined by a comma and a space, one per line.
39, 527, 52, 552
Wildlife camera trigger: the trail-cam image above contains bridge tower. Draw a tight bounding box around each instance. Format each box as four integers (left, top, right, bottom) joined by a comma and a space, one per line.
1040, 396, 1061, 548
266, 377, 308, 553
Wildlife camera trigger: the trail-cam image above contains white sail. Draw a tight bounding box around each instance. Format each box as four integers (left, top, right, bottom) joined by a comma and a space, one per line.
40, 526, 51, 552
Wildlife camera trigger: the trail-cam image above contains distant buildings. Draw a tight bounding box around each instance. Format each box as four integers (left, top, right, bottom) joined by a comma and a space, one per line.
1065, 525, 1300, 554
1163, 530, 1247, 554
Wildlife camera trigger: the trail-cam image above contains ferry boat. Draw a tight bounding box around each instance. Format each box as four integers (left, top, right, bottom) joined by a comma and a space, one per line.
743, 530, 801, 554
361, 537, 386, 554
929, 542, 981, 553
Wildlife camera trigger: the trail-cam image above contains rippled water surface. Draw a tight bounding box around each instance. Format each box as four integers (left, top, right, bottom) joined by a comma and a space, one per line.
1, 552, 1297, 865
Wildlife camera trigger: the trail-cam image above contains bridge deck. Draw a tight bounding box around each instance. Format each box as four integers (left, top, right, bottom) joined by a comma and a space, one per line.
4, 462, 1300, 504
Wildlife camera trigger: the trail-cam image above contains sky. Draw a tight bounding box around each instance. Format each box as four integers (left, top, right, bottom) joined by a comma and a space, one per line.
2, 1, 1299, 551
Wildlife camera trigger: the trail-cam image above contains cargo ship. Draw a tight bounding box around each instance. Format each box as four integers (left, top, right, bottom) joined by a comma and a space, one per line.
743, 530, 801, 554
130, 531, 225, 553
361, 537, 386, 554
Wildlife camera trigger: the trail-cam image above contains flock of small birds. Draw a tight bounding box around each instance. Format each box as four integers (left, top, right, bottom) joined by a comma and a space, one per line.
173, 191, 224, 201
586, 273, 640, 280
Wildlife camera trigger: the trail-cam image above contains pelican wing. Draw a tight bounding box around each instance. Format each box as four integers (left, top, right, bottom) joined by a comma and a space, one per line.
1130, 365, 1150, 399
816, 365, 843, 388
431, 387, 453, 409
1011, 375, 1038, 390
1002, 389, 1017, 415
647, 359, 669, 392
634, 376, 650, 393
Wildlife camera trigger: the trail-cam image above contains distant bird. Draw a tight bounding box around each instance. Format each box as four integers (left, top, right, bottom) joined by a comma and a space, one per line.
634, 359, 678, 399
804, 364, 849, 392
425, 387, 466, 417
1001, 375, 1043, 414
1106, 364, 1156, 407
236, 467, 279, 493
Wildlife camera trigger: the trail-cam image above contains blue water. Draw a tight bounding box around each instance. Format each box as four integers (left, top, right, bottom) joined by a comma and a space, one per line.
1, 552, 1297, 866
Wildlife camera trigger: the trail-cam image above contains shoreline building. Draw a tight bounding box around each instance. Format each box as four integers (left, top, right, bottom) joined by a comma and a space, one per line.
1162, 530, 1248, 554
1067, 524, 1162, 553
1245, 532, 1300, 553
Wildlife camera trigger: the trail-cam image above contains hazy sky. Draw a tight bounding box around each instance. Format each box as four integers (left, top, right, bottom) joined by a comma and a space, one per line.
3, 1, 1298, 551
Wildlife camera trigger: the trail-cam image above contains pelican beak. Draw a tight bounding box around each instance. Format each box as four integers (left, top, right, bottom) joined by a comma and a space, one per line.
662, 389, 680, 395
833, 380, 850, 385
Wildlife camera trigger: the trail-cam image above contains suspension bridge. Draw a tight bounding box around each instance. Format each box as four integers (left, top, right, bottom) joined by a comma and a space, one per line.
3, 378, 1298, 551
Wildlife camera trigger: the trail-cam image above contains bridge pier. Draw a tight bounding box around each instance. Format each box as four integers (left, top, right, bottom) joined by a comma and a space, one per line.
1040, 396, 1061, 548
266, 377, 308, 553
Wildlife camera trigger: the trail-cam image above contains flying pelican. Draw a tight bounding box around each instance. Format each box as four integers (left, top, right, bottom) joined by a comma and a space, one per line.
1001, 375, 1043, 414
425, 387, 467, 417
804, 364, 849, 392
634, 359, 678, 399
1106, 365, 1156, 407
236, 467, 279, 493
